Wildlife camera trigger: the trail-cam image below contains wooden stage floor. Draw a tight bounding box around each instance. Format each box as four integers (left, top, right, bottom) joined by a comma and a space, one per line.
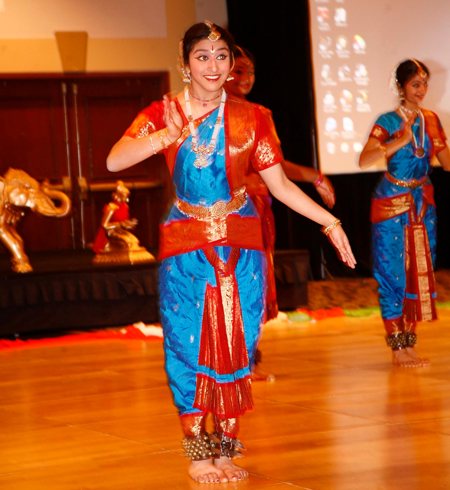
1, 300, 450, 488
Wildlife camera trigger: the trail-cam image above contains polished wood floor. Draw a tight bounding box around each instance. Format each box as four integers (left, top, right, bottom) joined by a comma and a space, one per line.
1, 309, 450, 489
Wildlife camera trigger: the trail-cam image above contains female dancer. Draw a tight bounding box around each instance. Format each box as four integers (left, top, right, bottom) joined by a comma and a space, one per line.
359, 59, 450, 367
107, 21, 355, 484
226, 46, 336, 381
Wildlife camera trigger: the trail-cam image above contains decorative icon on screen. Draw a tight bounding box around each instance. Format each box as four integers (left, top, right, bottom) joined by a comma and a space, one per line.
326, 142, 336, 154
319, 36, 333, 58
334, 8, 347, 26
336, 35, 350, 58
317, 7, 329, 23
321, 64, 331, 78
356, 90, 371, 112
324, 91, 337, 113
340, 90, 353, 104
355, 63, 368, 78
336, 35, 348, 50
338, 64, 351, 81
340, 90, 353, 112
317, 7, 330, 31
325, 117, 337, 132
340, 142, 350, 153
353, 35, 366, 53
319, 36, 332, 51
343, 117, 354, 132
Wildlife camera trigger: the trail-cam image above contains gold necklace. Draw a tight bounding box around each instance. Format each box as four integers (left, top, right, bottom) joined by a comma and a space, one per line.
185, 88, 227, 169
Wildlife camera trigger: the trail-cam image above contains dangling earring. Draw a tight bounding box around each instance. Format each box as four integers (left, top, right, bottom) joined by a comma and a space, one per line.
182, 70, 191, 83
226, 53, 235, 82
396, 82, 404, 101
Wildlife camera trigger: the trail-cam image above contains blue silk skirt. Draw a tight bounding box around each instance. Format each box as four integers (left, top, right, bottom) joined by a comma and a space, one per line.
372, 205, 437, 320
159, 246, 266, 416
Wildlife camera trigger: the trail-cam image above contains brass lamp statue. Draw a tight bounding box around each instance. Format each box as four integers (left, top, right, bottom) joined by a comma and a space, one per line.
92, 181, 155, 265
0, 168, 72, 273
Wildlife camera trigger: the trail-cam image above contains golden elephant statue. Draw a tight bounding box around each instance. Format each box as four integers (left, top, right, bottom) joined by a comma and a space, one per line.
0, 168, 71, 273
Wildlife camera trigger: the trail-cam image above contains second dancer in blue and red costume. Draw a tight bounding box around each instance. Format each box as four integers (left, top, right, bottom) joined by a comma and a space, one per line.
360, 59, 450, 367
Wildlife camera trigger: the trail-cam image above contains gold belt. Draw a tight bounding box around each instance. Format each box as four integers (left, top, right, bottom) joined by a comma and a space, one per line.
385, 172, 428, 189
175, 187, 247, 220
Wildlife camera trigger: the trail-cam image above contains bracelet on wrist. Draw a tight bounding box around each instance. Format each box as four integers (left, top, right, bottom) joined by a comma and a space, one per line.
165, 129, 176, 145
158, 129, 168, 150
149, 134, 157, 155
321, 218, 341, 236
313, 172, 324, 187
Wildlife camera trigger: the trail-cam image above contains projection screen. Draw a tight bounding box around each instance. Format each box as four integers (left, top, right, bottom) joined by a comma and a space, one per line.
309, 0, 450, 174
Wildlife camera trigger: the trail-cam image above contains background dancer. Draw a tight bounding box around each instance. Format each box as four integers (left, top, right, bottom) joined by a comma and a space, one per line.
359, 59, 450, 367
225, 46, 336, 381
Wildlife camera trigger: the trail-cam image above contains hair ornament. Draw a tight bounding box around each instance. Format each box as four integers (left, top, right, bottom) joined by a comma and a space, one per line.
389, 62, 401, 97
204, 20, 221, 41
411, 58, 427, 78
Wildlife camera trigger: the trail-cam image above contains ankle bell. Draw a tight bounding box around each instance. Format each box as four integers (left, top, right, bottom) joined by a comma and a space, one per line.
386, 332, 407, 350
182, 432, 215, 460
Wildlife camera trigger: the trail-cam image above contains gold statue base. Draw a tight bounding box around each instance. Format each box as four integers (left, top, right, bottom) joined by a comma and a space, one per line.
93, 247, 155, 266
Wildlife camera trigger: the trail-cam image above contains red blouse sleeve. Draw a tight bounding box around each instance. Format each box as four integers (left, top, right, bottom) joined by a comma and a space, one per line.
369, 124, 390, 142
251, 106, 284, 171
122, 101, 165, 139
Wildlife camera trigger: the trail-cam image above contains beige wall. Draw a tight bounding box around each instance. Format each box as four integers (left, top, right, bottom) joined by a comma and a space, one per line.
0, 0, 198, 93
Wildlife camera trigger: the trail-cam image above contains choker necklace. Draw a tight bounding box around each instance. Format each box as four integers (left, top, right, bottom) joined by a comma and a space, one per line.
189, 89, 222, 108
185, 88, 227, 168
399, 105, 426, 158
400, 104, 419, 117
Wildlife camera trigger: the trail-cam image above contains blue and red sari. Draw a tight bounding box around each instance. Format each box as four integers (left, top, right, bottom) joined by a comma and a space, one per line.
124, 94, 283, 432
369, 109, 446, 333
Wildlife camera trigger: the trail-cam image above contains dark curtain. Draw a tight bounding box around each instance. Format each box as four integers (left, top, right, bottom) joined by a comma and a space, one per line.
226, 0, 450, 279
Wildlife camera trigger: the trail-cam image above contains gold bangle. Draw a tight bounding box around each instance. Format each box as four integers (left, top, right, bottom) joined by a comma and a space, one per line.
165, 129, 175, 145
149, 134, 157, 155
379, 144, 388, 159
158, 130, 168, 150
321, 218, 341, 236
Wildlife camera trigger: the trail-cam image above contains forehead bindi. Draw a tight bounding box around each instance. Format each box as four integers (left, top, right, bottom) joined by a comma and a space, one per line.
408, 75, 427, 85
193, 39, 228, 54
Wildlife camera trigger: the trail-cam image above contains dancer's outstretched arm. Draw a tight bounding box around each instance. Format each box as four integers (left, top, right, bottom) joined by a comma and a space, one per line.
259, 163, 356, 269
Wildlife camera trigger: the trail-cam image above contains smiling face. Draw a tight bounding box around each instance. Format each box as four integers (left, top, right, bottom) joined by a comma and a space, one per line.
187, 38, 231, 97
403, 73, 428, 107
225, 57, 255, 99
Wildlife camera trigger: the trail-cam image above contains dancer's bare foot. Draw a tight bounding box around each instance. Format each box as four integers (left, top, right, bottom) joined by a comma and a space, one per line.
189, 459, 227, 483
405, 346, 431, 366
214, 456, 249, 482
251, 363, 275, 382
392, 349, 422, 367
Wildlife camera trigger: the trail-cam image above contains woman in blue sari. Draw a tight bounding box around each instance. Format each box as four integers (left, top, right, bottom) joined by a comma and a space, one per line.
107, 21, 356, 483
360, 59, 450, 367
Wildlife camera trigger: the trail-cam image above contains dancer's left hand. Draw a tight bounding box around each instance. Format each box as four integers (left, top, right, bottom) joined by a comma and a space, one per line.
327, 225, 356, 268
316, 175, 336, 209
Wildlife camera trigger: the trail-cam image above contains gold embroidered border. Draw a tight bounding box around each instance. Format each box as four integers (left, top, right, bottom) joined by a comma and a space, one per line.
175, 187, 247, 221
385, 172, 428, 189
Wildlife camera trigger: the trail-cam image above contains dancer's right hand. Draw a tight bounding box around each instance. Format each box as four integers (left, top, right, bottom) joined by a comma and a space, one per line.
163, 95, 183, 142
399, 113, 415, 145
